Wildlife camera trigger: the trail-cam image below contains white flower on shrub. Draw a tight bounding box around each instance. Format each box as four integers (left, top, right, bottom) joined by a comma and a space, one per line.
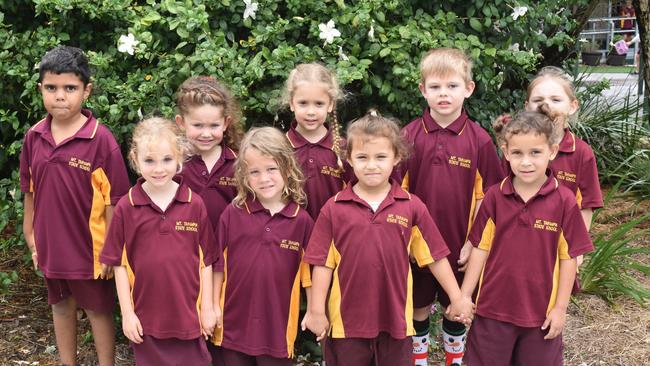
508, 43, 520, 52
368, 22, 375, 40
511, 6, 528, 20
117, 33, 138, 55
338, 46, 349, 61
319, 20, 341, 44
243, 0, 258, 20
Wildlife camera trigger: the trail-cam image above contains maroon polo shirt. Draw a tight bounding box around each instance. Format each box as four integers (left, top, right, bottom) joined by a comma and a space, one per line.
286, 123, 352, 220
19, 110, 130, 279
213, 198, 314, 358
179, 146, 238, 232
551, 130, 603, 210
303, 180, 451, 339
396, 109, 504, 271
468, 174, 593, 328
100, 177, 216, 340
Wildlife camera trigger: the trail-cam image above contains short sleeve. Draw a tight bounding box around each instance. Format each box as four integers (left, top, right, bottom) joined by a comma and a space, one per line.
214, 207, 231, 273
303, 206, 336, 268
577, 149, 603, 210
103, 146, 130, 205
100, 203, 126, 266
300, 214, 315, 287
198, 201, 217, 267
476, 138, 505, 195
410, 199, 450, 266
19, 133, 33, 193
468, 188, 496, 249
561, 195, 594, 258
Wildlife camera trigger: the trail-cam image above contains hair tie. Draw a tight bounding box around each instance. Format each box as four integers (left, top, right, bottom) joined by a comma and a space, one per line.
501, 114, 512, 124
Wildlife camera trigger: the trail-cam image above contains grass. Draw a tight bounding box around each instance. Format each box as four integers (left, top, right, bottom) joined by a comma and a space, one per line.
578, 65, 637, 73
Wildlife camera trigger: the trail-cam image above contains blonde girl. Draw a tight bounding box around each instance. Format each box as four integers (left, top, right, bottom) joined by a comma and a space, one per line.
175, 76, 244, 231
525, 66, 602, 273
101, 117, 217, 366
282, 63, 350, 219
211, 127, 313, 366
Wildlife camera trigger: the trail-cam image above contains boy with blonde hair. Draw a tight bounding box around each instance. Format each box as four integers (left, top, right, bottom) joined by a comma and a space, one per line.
396, 47, 503, 366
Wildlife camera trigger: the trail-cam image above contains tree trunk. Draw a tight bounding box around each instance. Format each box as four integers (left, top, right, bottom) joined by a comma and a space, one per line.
634, 0, 650, 118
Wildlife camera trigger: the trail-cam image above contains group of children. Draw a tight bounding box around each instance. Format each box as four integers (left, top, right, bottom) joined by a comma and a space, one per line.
20, 45, 601, 366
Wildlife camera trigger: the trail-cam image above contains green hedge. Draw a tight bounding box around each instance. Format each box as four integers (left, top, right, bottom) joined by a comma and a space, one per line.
0, 0, 585, 248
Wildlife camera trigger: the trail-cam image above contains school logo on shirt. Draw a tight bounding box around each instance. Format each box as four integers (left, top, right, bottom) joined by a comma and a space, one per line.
175, 221, 199, 232
68, 157, 92, 172
556, 170, 577, 183
218, 176, 237, 187
386, 213, 409, 228
448, 155, 471, 169
533, 219, 558, 232
280, 239, 300, 251
320, 165, 342, 178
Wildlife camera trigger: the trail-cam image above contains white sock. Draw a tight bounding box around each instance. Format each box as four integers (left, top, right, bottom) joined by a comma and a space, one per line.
412, 334, 429, 366
443, 328, 467, 366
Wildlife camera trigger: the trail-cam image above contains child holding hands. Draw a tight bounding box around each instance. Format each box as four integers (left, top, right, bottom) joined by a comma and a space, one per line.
303, 112, 473, 366
461, 110, 594, 366
211, 127, 314, 365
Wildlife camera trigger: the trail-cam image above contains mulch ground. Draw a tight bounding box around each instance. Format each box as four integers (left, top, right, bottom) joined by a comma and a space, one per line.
1, 193, 648, 366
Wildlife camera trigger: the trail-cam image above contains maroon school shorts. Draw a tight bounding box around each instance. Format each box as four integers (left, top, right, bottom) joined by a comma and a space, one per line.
324, 332, 411, 366
132, 335, 211, 366
45, 277, 115, 313
465, 315, 563, 366
411, 262, 464, 308
210, 346, 291, 366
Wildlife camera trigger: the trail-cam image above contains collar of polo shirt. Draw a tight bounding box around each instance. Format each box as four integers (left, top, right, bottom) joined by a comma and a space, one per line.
499, 171, 559, 197
421, 108, 469, 135
128, 176, 191, 207
286, 121, 334, 149
557, 129, 576, 153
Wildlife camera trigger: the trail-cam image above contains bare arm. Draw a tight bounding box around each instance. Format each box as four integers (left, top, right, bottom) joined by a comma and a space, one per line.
302, 265, 333, 341
200, 265, 216, 339
575, 208, 593, 267
458, 200, 483, 272
23, 193, 37, 270
99, 206, 115, 279
213, 271, 224, 328
542, 258, 576, 339
460, 247, 489, 298
114, 266, 143, 344
428, 258, 474, 323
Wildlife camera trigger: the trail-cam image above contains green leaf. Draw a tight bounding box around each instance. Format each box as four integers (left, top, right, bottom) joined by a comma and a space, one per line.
379, 48, 391, 58
469, 18, 483, 32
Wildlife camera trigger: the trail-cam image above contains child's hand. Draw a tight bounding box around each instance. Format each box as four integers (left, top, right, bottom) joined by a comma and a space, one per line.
100, 263, 113, 279
214, 305, 223, 329
30, 251, 38, 271
457, 241, 473, 272
301, 310, 329, 341
541, 307, 566, 339
446, 296, 475, 325
122, 312, 144, 344
201, 307, 217, 340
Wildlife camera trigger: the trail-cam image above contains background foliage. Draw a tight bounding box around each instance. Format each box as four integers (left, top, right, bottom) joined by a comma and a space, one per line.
1, 1, 648, 305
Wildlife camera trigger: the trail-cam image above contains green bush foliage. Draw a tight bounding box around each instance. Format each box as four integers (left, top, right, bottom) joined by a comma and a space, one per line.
0, 0, 588, 250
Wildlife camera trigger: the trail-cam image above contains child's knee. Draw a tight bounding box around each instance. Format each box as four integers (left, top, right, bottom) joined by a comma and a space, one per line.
51, 296, 77, 317
84, 308, 113, 322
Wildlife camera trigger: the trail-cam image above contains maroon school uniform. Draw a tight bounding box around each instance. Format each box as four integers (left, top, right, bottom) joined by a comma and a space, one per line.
552, 129, 603, 210
19, 109, 130, 279
212, 199, 313, 359
180, 146, 238, 232
100, 178, 216, 340
286, 123, 350, 219
468, 174, 593, 328
303, 180, 450, 340
397, 109, 503, 306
